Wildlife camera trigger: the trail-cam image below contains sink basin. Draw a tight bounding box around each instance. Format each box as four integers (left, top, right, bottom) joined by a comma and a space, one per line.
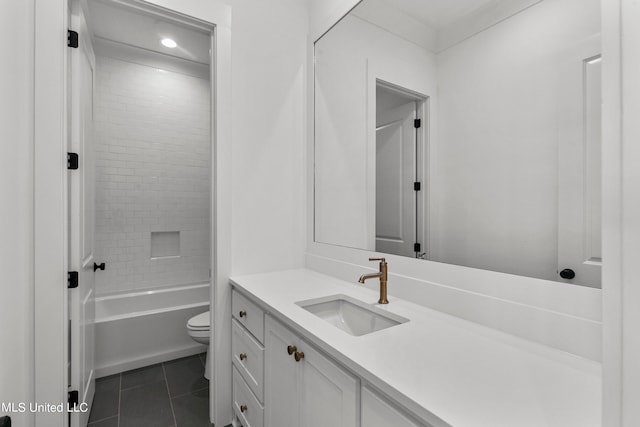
296, 295, 408, 336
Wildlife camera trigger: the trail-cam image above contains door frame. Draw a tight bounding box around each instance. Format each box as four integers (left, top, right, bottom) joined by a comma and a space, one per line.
371, 79, 429, 258
602, 1, 640, 425
33, 1, 233, 426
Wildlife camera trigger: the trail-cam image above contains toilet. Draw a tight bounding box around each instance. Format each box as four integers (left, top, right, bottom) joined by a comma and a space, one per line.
187, 311, 211, 379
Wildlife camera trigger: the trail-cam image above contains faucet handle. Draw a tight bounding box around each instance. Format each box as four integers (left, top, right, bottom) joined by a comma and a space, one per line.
369, 257, 386, 263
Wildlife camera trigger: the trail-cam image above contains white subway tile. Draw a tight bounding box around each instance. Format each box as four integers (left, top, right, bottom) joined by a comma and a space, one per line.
95, 56, 210, 294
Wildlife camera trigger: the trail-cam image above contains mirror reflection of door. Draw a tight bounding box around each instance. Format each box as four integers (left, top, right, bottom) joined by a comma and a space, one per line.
375, 83, 425, 258
557, 37, 602, 288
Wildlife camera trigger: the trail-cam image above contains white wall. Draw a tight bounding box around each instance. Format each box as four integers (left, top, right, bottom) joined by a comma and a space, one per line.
94, 55, 211, 295
144, 0, 309, 425
308, 0, 360, 41
230, 0, 308, 276
314, 15, 436, 249
0, 1, 35, 425
433, 0, 600, 280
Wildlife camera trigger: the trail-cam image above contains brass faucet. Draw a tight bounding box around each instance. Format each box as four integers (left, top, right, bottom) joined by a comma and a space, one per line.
358, 257, 389, 304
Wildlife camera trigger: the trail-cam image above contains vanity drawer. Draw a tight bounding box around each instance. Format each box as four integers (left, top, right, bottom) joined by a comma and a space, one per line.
233, 366, 264, 427
232, 318, 265, 402
233, 289, 265, 342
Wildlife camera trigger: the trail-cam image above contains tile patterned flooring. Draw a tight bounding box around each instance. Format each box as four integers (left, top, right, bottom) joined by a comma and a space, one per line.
88, 354, 211, 427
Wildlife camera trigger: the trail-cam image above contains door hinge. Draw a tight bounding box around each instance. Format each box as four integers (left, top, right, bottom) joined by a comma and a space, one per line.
67, 30, 79, 48
414, 182, 421, 191
414, 243, 421, 252
67, 152, 79, 170
414, 118, 421, 128
68, 271, 78, 289
67, 390, 79, 409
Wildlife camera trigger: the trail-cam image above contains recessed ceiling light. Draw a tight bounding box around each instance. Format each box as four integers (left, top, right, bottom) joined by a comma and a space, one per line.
161, 38, 177, 48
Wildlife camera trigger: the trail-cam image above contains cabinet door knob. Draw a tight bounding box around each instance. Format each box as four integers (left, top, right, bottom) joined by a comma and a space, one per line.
239, 310, 247, 318
240, 404, 247, 413
294, 351, 305, 362
239, 353, 247, 361
287, 345, 297, 355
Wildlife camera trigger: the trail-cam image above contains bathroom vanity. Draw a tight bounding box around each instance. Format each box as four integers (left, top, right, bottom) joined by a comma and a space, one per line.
230, 270, 600, 427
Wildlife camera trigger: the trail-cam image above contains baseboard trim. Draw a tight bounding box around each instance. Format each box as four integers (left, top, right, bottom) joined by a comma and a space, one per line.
95, 343, 206, 378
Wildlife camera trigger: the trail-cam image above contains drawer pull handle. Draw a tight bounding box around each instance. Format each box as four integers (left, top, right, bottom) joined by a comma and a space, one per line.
239, 353, 247, 361
294, 351, 305, 362
239, 310, 247, 318
287, 345, 297, 355
240, 404, 248, 413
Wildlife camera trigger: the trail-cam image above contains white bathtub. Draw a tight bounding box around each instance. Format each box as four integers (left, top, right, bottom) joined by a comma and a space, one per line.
94, 282, 210, 378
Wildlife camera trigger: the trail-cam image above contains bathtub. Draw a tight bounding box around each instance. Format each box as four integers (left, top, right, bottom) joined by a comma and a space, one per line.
94, 282, 210, 378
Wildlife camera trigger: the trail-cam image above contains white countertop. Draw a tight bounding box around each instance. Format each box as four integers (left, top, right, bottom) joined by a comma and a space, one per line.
230, 269, 601, 427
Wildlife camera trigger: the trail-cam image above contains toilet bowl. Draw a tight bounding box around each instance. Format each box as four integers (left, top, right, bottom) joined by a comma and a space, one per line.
187, 311, 211, 379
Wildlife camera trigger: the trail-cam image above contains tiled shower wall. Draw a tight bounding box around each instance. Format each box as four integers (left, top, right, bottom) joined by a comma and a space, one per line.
94, 55, 210, 295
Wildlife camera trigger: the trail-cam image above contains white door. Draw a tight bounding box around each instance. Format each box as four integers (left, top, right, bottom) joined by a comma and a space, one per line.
264, 316, 358, 427
264, 316, 299, 427
298, 339, 357, 427
375, 102, 418, 257
558, 36, 602, 288
68, 1, 96, 425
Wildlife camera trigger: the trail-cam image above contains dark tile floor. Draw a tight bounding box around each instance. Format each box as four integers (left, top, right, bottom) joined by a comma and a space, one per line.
88, 353, 211, 427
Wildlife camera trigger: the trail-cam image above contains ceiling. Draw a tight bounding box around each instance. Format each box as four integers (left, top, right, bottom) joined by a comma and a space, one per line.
389, 0, 503, 30
86, 0, 211, 65
351, 0, 542, 52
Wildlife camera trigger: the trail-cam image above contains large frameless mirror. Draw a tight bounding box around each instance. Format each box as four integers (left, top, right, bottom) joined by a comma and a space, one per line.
314, 0, 602, 288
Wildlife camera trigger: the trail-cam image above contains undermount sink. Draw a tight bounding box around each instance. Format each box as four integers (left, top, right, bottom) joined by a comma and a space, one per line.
296, 295, 408, 336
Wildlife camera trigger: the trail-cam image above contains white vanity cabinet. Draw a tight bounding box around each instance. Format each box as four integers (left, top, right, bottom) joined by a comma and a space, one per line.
230, 272, 602, 427
264, 314, 358, 427
232, 285, 432, 427
231, 290, 266, 427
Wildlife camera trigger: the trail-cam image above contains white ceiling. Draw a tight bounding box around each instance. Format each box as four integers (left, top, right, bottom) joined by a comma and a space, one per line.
351, 0, 542, 52
86, 0, 211, 65
390, 0, 502, 30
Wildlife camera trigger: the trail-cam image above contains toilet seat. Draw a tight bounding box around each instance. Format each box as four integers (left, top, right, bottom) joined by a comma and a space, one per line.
187, 311, 210, 331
